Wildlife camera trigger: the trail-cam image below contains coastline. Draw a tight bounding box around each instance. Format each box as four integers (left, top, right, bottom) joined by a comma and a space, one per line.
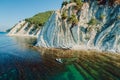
0, 31, 6, 33
7, 34, 37, 38
7, 33, 120, 54
33, 46, 120, 58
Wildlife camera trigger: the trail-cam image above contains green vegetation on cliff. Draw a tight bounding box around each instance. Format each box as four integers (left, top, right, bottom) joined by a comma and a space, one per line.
67, 14, 78, 25
61, 1, 68, 8
61, 11, 68, 20
70, 0, 83, 10
88, 18, 98, 26
25, 11, 53, 26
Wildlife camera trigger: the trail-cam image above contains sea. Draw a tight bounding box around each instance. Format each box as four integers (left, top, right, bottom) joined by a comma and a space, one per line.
0, 32, 120, 80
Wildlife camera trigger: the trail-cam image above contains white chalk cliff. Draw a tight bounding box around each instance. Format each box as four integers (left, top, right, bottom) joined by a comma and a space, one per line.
37, 0, 120, 52
8, 21, 41, 37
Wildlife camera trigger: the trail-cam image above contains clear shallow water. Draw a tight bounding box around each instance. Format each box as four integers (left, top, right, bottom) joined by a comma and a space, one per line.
0, 32, 120, 80
0, 32, 83, 80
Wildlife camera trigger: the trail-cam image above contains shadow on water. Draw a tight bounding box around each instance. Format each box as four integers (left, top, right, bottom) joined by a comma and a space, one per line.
0, 33, 120, 80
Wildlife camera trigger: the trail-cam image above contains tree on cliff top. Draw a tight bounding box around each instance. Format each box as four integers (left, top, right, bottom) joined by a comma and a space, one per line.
25, 11, 53, 27
61, 1, 69, 8
70, 0, 83, 9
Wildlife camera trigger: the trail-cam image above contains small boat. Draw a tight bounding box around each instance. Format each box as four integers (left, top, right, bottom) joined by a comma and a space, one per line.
55, 58, 63, 63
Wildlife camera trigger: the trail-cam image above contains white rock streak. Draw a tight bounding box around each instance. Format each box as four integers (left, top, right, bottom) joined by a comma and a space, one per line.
8, 21, 41, 38
37, 1, 120, 53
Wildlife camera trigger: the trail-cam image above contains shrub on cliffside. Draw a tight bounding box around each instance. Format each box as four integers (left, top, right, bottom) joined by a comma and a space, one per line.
88, 18, 98, 25
100, 14, 106, 20
70, 0, 83, 10
61, 11, 68, 20
67, 14, 78, 25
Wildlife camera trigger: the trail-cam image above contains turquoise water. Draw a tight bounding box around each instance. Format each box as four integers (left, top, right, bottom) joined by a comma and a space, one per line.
0, 32, 120, 80
0, 32, 84, 80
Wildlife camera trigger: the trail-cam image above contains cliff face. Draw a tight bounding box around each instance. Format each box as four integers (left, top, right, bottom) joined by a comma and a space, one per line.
37, 1, 120, 52
8, 21, 41, 37
8, 11, 53, 37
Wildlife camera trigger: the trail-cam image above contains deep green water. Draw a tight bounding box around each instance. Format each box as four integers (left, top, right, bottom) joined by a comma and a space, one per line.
0, 32, 120, 80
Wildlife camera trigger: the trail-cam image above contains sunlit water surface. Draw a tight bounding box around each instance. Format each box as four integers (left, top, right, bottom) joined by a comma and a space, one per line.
0, 32, 120, 80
